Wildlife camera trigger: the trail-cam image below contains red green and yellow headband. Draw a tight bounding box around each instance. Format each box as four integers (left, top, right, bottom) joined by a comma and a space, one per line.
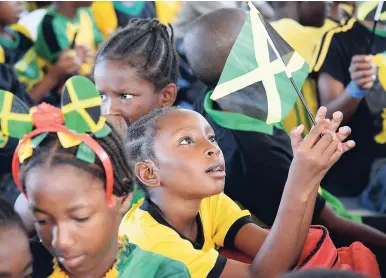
0, 76, 115, 207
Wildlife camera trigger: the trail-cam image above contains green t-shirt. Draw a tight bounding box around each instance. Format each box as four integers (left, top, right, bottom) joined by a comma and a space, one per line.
30, 236, 191, 277
34, 7, 103, 75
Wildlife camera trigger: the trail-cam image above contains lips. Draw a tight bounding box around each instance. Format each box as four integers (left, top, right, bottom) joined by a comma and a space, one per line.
57, 254, 86, 269
206, 163, 226, 178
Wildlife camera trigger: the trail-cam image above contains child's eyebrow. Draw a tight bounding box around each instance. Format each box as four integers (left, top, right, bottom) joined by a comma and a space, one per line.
30, 205, 46, 214
67, 204, 89, 212
172, 126, 196, 135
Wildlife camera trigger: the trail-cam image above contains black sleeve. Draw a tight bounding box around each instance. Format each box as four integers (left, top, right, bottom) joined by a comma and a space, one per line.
318, 35, 351, 86
30, 240, 54, 278
223, 215, 253, 249
207, 254, 227, 278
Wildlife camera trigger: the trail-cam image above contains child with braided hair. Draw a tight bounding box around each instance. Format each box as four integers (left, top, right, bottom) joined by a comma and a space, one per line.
4, 76, 190, 278
94, 18, 179, 127
0, 197, 33, 278
118, 107, 381, 278
94, 18, 180, 205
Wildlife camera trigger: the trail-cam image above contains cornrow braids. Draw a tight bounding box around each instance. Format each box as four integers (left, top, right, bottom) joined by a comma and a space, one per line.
0, 197, 26, 233
19, 122, 135, 197
95, 18, 179, 92
126, 106, 178, 194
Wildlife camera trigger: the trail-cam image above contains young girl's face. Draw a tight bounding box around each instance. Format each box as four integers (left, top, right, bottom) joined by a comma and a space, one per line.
141, 109, 226, 198
95, 60, 165, 126
0, 226, 33, 278
24, 164, 128, 276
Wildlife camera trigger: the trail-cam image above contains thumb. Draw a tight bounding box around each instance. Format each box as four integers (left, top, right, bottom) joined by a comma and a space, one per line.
290, 124, 304, 152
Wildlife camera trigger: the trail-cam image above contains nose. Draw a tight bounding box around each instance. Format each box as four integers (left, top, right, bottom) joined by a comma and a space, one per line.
101, 95, 120, 116
205, 142, 221, 157
52, 223, 75, 253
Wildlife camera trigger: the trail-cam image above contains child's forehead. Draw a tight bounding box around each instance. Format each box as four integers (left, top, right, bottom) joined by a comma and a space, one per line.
157, 109, 211, 133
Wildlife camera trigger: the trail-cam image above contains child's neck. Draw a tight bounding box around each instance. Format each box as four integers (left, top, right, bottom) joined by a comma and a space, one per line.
65, 239, 119, 277
53, 3, 78, 19
152, 192, 202, 241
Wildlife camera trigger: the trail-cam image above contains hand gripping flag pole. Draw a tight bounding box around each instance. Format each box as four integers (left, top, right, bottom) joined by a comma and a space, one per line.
247, 2, 317, 126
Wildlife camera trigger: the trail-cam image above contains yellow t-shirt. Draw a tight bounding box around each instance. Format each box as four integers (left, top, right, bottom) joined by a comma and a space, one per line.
119, 193, 252, 278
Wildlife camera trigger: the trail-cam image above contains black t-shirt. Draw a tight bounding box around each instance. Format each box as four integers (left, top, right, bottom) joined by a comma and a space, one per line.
318, 21, 386, 196
30, 240, 54, 278
194, 91, 326, 226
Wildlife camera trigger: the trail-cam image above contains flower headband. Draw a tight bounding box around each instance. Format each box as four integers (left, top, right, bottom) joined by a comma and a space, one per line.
0, 76, 115, 207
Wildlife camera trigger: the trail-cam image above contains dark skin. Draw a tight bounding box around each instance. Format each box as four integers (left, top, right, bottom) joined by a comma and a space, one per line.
15, 59, 178, 234
24, 164, 131, 278
135, 109, 353, 278
0, 2, 24, 41
94, 59, 177, 125
273, 1, 326, 27
318, 54, 377, 120
0, 226, 33, 278
184, 7, 386, 256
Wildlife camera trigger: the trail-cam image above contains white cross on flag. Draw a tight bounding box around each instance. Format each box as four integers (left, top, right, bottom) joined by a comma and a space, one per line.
210, 3, 309, 127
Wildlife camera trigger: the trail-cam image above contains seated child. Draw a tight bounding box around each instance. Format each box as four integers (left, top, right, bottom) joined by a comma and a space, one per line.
14, 18, 180, 232
2, 77, 190, 277
0, 2, 31, 65
0, 196, 33, 277
183, 8, 386, 271
120, 106, 355, 278
22, 1, 102, 105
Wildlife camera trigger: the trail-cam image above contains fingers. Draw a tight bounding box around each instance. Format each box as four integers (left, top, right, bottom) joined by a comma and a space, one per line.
341, 140, 355, 153
322, 137, 339, 158
351, 71, 376, 85
315, 106, 327, 124
290, 124, 304, 152
302, 119, 330, 149
327, 111, 343, 133
336, 126, 351, 142
313, 131, 334, 154
351, 55, 373, 64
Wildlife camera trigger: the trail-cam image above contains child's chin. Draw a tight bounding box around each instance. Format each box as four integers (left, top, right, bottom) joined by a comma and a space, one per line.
205, 180, 225, 196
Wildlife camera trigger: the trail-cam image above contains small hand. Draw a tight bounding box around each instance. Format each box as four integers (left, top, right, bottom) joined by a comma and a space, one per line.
291, 106, 355, 154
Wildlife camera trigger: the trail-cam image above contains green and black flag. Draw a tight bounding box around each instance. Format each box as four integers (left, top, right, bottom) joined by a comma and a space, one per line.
211, 3, 309, 129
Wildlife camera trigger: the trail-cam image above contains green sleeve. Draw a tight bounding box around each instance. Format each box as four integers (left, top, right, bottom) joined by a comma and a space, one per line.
155, 259, 191, 278
35, 13, 70, 63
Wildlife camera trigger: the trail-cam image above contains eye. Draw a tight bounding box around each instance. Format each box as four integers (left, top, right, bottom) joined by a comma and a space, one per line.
100, 93, 107, 101
73, 216, 89, 223
180, 137, 194, 145
35, 219, 49, 225
120, 94, 133, 100
208, 135, 217, 143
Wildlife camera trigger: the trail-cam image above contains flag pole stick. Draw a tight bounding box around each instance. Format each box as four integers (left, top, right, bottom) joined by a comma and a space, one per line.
248, 2, 317, 126
289, 77, 317, 126
368, 1, 384, 53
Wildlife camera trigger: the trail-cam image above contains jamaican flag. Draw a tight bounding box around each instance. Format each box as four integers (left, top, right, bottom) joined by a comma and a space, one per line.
0, 90, 32, 142
61, 76, 105, 134
211, 3, 309, 128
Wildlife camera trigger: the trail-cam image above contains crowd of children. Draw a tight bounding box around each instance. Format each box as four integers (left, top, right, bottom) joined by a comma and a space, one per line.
0, 1, 386, 278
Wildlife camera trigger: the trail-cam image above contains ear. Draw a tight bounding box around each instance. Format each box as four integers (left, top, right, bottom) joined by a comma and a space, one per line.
158, 83, 177, 108
135, 161, 161, 189
117, 192, 133, 214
